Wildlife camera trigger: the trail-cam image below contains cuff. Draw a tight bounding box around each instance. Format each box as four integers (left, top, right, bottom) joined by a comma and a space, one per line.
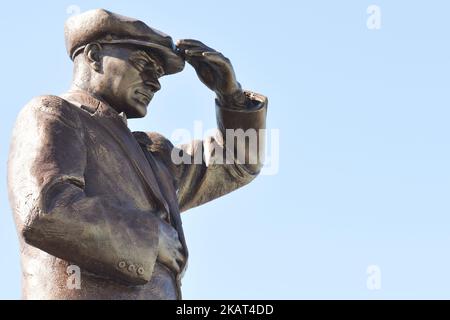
216, 90, 268, 133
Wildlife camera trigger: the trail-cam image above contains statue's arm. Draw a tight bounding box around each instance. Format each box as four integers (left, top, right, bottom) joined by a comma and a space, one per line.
154, 39, 269, 212
8, 96, 160, 285
175, 92, 268, 212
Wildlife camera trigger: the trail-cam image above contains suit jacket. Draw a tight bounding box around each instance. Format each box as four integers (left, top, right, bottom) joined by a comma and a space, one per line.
7, 89, 267, 299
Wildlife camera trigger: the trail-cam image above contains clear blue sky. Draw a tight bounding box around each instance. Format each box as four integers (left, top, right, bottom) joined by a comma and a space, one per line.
1, 1, 450, 299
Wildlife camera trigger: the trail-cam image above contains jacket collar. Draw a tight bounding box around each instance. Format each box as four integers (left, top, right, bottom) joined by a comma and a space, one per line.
61, 90, 128, 125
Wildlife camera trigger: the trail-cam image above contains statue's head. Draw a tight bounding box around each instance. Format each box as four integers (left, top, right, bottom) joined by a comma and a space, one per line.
72, 43, 166, 118
65, 9, 185, 118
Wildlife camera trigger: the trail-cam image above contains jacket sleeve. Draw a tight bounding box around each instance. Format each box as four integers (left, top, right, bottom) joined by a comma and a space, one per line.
143, 90, 268, 213
8, 96, 160, 285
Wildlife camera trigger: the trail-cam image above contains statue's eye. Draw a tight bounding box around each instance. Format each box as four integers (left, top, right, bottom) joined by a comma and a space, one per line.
131, 59, 147, 72
132, 58, 147, 71
131, 57, 164, 77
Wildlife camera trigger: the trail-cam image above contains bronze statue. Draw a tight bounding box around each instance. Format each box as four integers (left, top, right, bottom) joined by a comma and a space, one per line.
7, 9, 267, 300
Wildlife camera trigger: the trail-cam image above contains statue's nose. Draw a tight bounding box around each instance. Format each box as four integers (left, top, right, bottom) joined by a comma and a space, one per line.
144, 79, 161, 93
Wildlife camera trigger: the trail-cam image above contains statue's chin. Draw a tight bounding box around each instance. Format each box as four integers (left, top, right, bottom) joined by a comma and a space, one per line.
125, 102, 149, 119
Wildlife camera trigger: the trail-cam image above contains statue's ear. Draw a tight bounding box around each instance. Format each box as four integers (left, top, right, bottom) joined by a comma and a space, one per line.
84, 42, 102, 72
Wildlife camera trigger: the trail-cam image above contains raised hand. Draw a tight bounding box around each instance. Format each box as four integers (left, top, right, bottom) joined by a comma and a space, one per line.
176, 39, 243, 100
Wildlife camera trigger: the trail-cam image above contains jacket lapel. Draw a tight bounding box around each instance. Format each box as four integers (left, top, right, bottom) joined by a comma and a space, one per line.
62, 91, 171, 215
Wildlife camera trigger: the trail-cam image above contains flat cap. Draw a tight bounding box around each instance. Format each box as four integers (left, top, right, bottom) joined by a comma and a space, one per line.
64, 9, 184, 75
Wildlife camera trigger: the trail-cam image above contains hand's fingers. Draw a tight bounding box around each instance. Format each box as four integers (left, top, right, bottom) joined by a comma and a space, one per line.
185, 50, 225, 60
184, 49, 206, 57
158, 252, 179, 274
184, 50, 221, 67
170, 260, 181, 274
176, 39, 205, 47
183, 52, 212, 74
185, 51, 229, 72
168, 249, 184, 273
163, 249, 181, 273
202, 51, 221, 57
186, 50, 223, 59
202, 52, 230, 66
176, 39, 214, 51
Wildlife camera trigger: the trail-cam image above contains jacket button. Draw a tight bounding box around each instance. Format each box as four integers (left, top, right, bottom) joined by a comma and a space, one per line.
128, 264, 136, 272
137, 267, 145, 275
118, 261, 126, 269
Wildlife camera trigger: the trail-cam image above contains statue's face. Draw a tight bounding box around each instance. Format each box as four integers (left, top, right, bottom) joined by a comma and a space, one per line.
99, 45, 164, 118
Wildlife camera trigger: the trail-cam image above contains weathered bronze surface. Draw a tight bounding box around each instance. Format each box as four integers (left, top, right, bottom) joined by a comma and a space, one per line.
7, 9, 267, 300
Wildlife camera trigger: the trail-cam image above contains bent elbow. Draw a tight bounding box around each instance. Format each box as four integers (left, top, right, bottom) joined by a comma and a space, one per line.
20, 211, 47, 248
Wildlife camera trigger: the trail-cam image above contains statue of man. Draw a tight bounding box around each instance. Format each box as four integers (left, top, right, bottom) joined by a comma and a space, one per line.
8, 9, 267, 299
